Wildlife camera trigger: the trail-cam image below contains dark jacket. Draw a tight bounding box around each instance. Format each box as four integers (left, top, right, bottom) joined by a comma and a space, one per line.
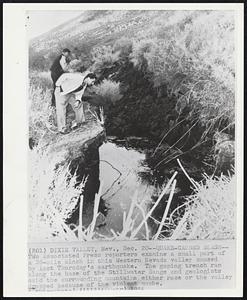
50, 55, 67, 83
50, 54, 68, 106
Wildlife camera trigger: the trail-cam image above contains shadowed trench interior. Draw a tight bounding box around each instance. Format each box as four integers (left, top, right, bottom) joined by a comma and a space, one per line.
66, 137, 195, 240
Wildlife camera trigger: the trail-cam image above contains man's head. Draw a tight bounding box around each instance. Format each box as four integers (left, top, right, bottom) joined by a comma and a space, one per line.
62, 48, 71, 58
83, 73, 97, 86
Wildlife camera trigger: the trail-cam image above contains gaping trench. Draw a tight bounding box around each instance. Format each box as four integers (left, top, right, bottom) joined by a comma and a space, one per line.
67, 135, 194, 240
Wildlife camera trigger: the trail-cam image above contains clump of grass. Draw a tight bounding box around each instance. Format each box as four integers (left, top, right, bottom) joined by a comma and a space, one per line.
29, 71, 53, 90
29, 73, 57, 146
168, 159, 235, 240
92, 79, 122, 104
28, 146, 85, 242
29, 85, 56, 144
88, 106, 105, 126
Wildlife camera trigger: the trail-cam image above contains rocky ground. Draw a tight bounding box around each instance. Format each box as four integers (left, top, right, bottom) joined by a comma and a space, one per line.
39, 108, 105, 166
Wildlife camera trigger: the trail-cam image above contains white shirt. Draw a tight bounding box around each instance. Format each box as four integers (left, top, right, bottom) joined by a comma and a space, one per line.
56, 71, 91, 100
59, 55, 69, 71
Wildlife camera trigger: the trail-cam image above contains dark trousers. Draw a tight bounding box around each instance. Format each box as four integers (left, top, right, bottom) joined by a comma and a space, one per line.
51, 72, 63, 107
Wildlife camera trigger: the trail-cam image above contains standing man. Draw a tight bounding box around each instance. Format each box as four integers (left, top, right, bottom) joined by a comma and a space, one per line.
55, 72, 97, 134
50, 48, 71, 107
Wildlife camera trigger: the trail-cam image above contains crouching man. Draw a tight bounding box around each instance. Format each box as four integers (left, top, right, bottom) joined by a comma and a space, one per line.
55, 72, 97, 134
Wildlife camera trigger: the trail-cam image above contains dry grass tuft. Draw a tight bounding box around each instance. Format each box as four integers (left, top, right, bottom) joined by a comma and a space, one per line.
92, 79, 122, 104
168, 160, 235, 240
28, 146, 85, 242
29, 72, 57, 146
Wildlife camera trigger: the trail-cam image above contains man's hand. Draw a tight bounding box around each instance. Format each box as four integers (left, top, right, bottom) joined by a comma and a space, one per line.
82, 83, 88, 93
73, 83, 88, 107
74, 100, 81, 109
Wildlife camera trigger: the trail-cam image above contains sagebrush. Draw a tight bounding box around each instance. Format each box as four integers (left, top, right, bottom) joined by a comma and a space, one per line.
92, 79, 122, 104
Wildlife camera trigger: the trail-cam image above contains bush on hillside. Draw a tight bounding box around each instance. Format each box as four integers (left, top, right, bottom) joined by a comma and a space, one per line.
113, 37, 133, 58
91, 45, 120, 72
130, 39, 156, 73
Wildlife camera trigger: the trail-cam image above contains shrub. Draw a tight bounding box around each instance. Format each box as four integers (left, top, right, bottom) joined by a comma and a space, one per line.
91, 45, 120, 72
113, 37, 133, 58
92, 79, 122, 104
130, 38, 157, 72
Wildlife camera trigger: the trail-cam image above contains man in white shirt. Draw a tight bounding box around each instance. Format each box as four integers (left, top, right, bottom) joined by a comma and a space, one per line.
55, 72, 97, 134
50, 48, 71, 107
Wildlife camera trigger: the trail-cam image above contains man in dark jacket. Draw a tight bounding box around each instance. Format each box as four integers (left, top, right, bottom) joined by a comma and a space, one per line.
50, 48, 71, 107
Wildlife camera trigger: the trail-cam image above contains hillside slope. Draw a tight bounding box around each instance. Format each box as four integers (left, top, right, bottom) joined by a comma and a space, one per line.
30, 10, 158, 53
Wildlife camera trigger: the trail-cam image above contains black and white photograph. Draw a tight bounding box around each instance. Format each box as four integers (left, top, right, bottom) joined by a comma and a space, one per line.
28, 9, 236, 243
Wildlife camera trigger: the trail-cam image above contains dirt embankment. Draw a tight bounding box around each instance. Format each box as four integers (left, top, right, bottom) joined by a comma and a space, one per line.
39, 118, 105, 169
